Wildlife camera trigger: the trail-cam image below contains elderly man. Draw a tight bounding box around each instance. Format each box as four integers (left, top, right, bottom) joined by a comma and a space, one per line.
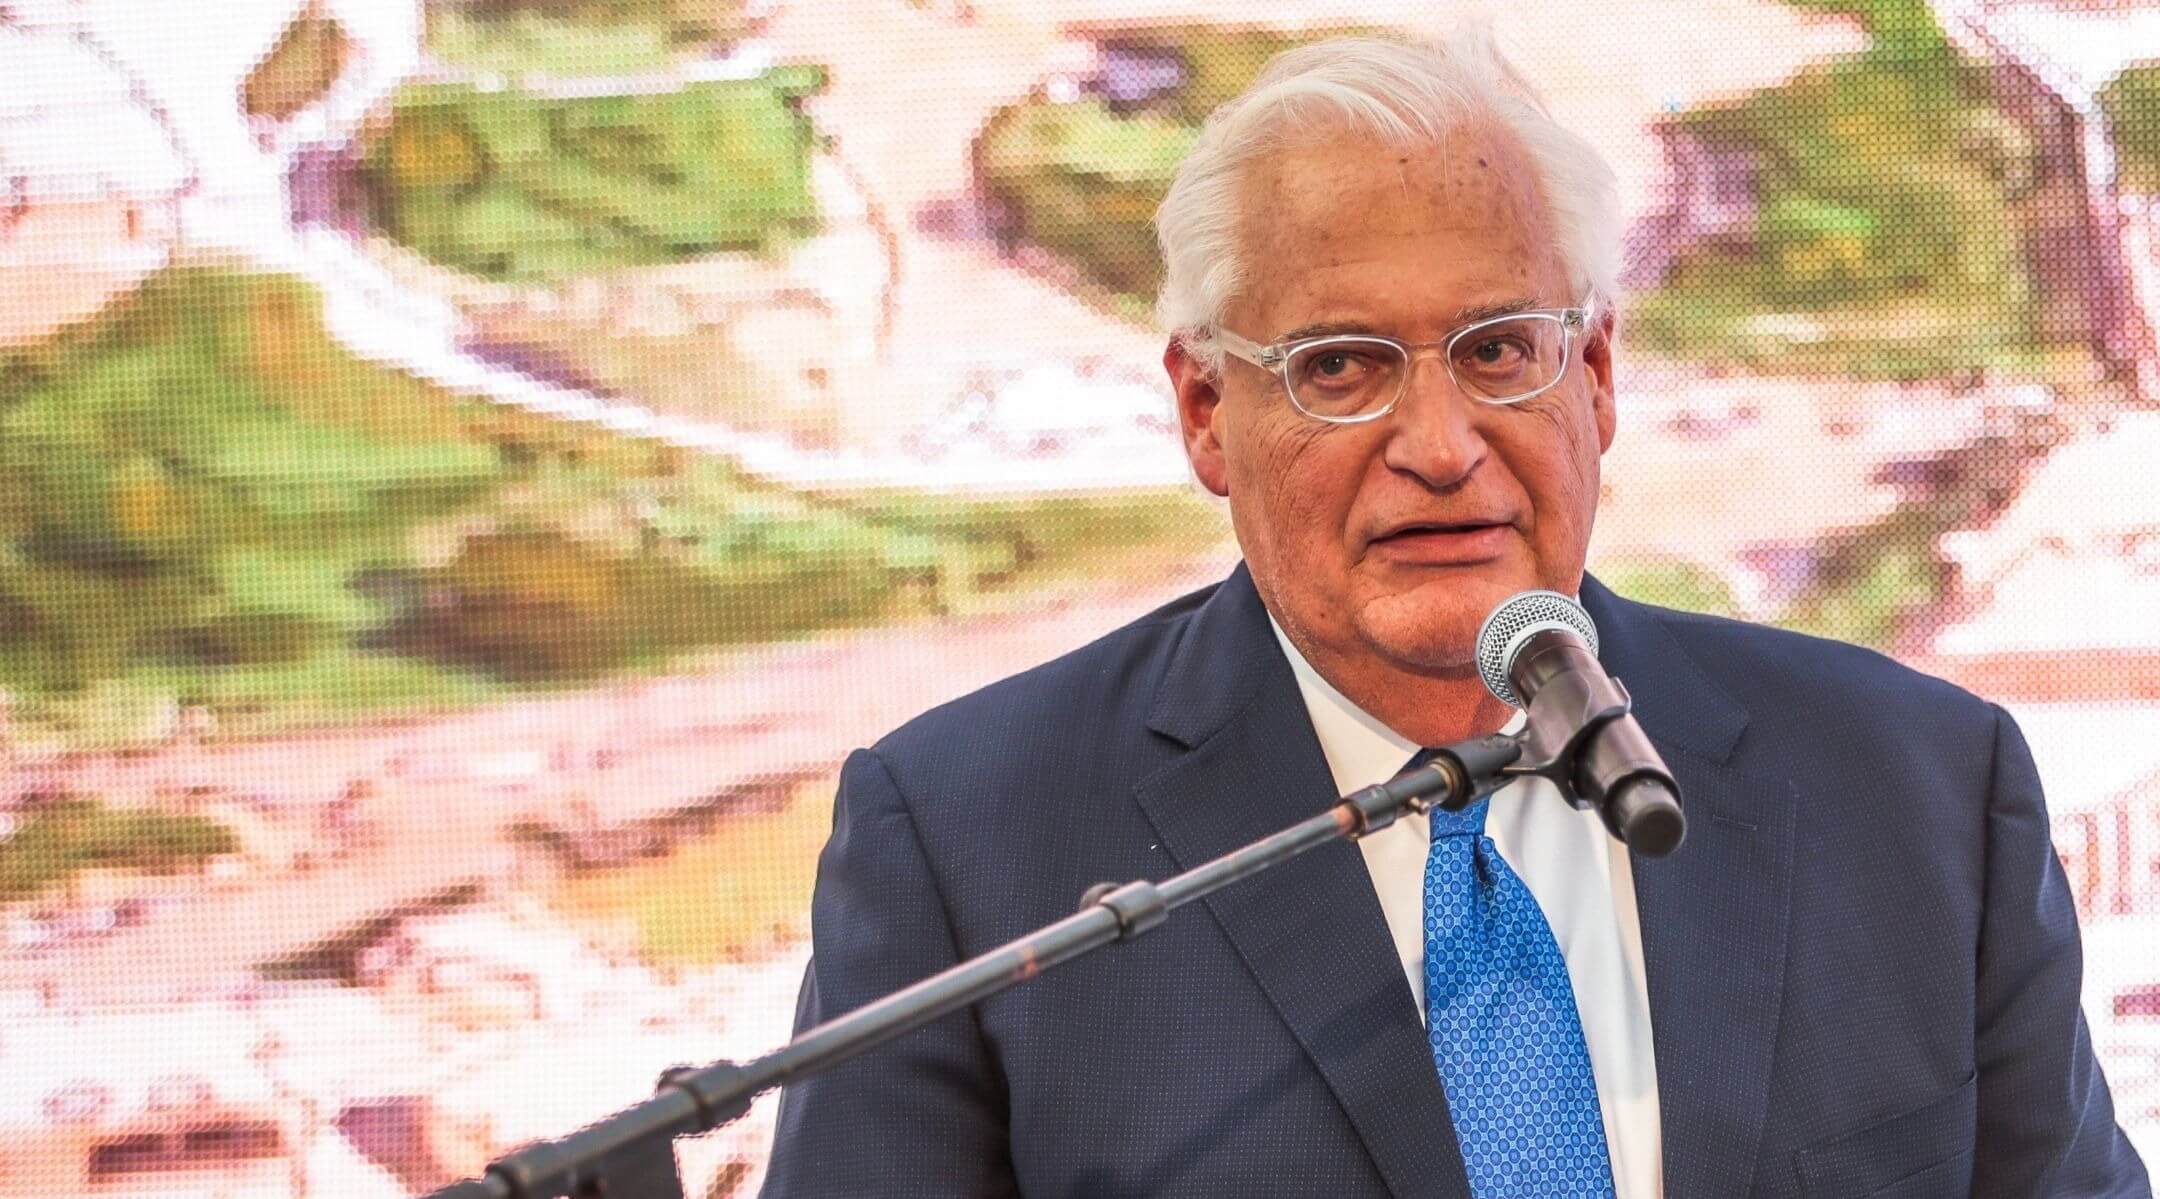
761, 29, 2149, 1199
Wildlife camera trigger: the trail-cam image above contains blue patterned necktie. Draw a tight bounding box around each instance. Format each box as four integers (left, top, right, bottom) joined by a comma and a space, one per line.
1418, 753, 1616, 1197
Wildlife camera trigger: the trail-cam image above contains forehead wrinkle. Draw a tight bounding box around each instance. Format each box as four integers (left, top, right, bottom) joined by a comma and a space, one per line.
1275, 296, 1541, 344
1227, 121, 1566, 336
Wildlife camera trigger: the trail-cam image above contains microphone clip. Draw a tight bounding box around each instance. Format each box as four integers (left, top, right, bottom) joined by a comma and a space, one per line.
1500, 667, 1637, 815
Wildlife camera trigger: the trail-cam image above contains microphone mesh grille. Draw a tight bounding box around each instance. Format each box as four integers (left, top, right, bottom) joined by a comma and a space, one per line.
1474, 590, 1600, 708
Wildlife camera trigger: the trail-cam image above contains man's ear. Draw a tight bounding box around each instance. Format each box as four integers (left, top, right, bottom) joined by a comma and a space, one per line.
1584, 307, 1617, 454
1165, 337, 1231, 497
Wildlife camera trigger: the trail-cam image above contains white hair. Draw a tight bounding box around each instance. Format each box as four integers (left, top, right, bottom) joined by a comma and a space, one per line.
1153, 26, 1623, 368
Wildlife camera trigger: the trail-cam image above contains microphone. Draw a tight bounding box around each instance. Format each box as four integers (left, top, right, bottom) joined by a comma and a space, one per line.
1474, 590, 1686, 857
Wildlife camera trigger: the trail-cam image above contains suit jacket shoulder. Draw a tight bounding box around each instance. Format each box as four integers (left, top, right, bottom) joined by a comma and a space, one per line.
859, 575, 1229, 950
873, 576, 1216, 782
1585, 579, 2004, 818
1636, 594, 1991, 728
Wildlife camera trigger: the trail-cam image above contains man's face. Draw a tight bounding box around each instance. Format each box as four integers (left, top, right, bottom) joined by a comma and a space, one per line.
1170, 120, 1617, 677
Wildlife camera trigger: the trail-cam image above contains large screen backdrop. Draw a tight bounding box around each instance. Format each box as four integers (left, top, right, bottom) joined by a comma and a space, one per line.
1, 1, 2156, 1194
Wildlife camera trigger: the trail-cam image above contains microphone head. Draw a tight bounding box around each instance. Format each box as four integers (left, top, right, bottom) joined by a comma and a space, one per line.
1475, 590, 1600, 708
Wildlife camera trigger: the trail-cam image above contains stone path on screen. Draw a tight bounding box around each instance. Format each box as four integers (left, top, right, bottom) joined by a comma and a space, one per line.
0, 543, 1239, 1007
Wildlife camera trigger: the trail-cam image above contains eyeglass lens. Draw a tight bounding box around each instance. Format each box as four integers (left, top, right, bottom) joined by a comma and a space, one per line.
1283, 314, 1569, 419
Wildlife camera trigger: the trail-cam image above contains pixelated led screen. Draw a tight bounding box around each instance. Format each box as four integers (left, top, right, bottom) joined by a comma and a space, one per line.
1, 1, 2157, 1194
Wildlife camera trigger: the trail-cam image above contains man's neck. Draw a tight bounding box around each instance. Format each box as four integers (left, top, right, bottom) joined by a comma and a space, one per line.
1267, 618, 1513, 749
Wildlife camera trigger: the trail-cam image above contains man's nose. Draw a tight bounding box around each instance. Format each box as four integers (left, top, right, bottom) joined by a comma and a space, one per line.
1381, 352, 1488, 488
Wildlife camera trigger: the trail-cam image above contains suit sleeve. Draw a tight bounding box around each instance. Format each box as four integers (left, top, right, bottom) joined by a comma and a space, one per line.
1972, 705, 2152, 1197
760, 747, 1019, 1197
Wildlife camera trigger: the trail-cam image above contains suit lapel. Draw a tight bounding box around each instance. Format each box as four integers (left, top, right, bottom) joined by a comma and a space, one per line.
1585, 578, 1796, 1199
1134, 566, 1470, 1199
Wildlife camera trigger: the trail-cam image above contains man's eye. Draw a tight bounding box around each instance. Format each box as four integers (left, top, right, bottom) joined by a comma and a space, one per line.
1467, 338, 1524, 365
1302, 351, 1377, 384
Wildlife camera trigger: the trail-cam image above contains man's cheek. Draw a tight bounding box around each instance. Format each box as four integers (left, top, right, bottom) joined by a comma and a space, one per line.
1252, 420, 1332, 492
1262, 439, 1342, 532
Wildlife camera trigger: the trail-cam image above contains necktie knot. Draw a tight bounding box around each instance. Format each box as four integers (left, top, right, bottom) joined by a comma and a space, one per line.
1428, 797, 1490, 839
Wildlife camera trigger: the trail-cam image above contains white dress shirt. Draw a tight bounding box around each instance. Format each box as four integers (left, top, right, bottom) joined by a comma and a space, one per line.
1270, 620, 1665, 1199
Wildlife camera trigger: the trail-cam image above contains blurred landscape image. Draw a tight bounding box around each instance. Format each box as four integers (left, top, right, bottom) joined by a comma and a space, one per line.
0, 0, 2157, 1194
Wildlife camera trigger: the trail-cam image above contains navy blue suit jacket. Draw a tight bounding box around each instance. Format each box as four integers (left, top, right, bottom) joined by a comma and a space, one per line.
763, 566, 2149, 1197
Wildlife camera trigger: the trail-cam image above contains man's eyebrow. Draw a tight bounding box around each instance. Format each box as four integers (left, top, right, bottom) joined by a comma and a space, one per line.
1273, 297, 1543, 343
1453, 296, 1542, 325
1274, 319, 1386, 341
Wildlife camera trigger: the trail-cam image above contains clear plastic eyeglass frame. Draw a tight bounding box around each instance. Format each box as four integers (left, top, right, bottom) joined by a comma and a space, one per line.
1212, 300, 1595, 424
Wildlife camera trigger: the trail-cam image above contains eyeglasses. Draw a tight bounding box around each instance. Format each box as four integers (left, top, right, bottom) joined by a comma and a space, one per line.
1214, 302, 1594, 424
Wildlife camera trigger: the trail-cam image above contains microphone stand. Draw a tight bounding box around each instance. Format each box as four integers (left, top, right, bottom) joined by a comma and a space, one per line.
423, 734, 1524, 1199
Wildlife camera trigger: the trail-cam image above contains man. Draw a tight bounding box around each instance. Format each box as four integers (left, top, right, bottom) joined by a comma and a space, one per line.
762, 29, 2149, 1198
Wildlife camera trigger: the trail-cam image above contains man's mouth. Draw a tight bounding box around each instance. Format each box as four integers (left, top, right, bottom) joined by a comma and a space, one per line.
1368, 520, 1514, 563
1376, 520, 1507, 539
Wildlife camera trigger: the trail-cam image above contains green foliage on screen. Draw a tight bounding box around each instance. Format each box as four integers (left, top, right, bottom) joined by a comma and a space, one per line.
976, 26, 1371, 309
1590, 558, 1740, 619
441, 0, 755, 46
423, 0, 766, 77
1628, 4, 2041, 378
361, 70, 823, 281
244, 6, 352, 120
425, 0, 758, 79
386, 525, 892, 682
0, 800, 238, 902
0, 266, 1214, 746
1777, 507, 1949, 649
0, 267, 503, 696
1776, 0, 1947, 43
429, 11, 682, 77
1784, 424, 2045, 649
1093, 27, 1350, 126
980, 100, 1197, 300
2100, 64, 2160, 195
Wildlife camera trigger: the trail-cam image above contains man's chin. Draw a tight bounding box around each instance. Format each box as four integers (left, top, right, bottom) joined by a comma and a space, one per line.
1351, 606, 1486, 675
1350, 574, 1542, 673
